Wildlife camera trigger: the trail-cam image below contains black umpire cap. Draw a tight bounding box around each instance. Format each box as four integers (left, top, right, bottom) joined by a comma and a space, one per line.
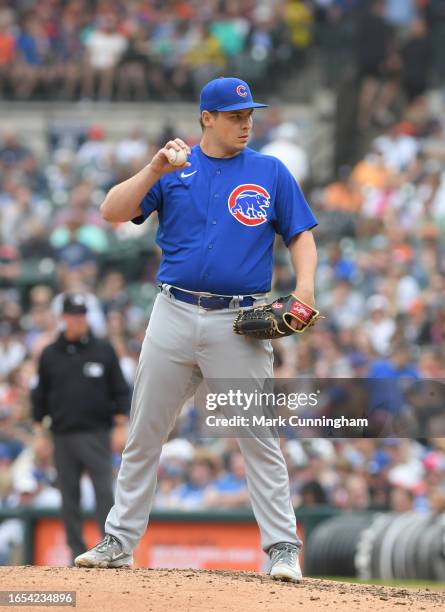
62, 293, 88, 314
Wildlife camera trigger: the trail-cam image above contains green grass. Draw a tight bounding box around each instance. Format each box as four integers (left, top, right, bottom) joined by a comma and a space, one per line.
319, 576, 445, 589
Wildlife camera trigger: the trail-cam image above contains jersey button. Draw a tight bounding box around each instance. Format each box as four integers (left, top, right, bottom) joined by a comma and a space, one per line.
214, 194, 219, 198
216, 169, 221, 175
208, 244, 213, 249
212, 220, 217, 225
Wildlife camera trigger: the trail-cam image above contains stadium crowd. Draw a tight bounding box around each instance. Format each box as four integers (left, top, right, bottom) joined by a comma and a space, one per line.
0, 0, 315, 101
1, 0, 445, 566
0, 0, 444, 103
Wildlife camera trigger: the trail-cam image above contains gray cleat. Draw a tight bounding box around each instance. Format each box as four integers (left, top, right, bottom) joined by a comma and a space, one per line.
74, 534, 133, 568
268, 542, 302, 583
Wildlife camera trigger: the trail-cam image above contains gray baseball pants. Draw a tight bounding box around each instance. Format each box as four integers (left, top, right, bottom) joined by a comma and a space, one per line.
105, 287, 301, 553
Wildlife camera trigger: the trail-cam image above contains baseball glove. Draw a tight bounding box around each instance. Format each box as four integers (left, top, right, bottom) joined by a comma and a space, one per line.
233, 294, 321, 340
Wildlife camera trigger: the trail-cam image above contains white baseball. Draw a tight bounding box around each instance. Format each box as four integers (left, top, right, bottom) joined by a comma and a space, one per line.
167, 148, 188, 166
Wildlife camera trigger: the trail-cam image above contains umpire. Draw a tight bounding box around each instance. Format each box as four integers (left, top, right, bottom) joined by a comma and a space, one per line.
31, 293, 130, 562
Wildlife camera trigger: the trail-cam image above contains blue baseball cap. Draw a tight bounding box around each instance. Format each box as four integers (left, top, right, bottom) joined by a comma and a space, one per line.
200, 77, 268, 113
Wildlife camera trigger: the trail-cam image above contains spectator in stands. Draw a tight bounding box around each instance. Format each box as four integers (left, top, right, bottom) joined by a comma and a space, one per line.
332, 474, 371, 510
153, 461, 188, 510
12, 14, 51, 100
52, 182, 104, 231
19, 153, 47, 194
0, 359, 33, 461
53, 211, 98, 288
260, 122, 309, 185
400, 18, 432, 105
0, 245, 21, 291
0, 323, 26, 380
169, 449, 220, 510
0, 130, 31, 168
389, 486, 415, 511
10, 430, 60, 509
373, 122, 419, 172
20, 220, 55, 262
24, 286, 58, 359
319, 279, 365, 331
1, 185, 49, 247
211, 1, 249, 57
51, 195, 108, 255
321, 166, 363, 213
114, 127, 149, 169
184, 22, 226, 96
75, 125, 113, 188
116, 24, 150, 102
98, 271, 129, 315
51, 13, 84, 101
284, 0, 313, 65
351, 149, 395, 191
152, 439, 195, 509
82, 15, 128, 101
428, 486, 445, 515
363, 294, 396, 355
204, 450, 250, 509
243, 11, 281, 84
299, 480, 327, 506
356, 0, 401, 130
45, 149, 77, 195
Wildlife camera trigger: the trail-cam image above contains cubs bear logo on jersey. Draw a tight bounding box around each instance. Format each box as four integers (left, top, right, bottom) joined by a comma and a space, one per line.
228, 184, 271, 227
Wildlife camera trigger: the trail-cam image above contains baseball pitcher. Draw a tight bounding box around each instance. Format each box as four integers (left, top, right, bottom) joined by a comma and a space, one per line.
75, 77, 320, 582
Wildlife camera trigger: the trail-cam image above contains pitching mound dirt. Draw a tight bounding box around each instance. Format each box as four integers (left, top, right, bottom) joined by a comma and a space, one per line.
0, 566, 444, 611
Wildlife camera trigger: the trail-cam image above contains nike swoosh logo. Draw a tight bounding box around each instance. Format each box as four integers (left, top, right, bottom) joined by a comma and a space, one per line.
110, 551, 127, 561
180, 170, 197, 178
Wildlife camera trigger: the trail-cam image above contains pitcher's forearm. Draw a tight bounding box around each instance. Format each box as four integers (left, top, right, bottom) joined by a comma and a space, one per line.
100, 164, 161, 222
289, 230, 317, 304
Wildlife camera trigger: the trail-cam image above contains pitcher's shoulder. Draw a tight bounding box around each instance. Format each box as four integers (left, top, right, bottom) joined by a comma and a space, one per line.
245, 146, 281, 164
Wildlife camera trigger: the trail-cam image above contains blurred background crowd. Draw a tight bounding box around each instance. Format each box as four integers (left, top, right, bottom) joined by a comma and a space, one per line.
1, 0, 445, 564
0, 0, 444, 104
0, 0, 328, 101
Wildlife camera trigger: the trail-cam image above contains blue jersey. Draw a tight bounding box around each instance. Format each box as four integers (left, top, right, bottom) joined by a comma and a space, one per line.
134, 145, 317, 294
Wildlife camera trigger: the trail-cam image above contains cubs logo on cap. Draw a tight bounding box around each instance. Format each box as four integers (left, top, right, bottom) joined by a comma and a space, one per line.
228, 184, 270, 227
200, 77, 268, 112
